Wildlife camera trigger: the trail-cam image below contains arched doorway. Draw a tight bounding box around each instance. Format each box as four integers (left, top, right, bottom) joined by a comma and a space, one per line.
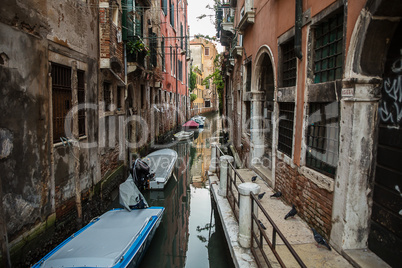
370, 20, 402, 266
331, 1, 402, 266
251, 47, 276, 175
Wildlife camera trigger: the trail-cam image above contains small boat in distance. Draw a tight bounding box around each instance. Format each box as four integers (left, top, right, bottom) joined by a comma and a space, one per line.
191, 117, 204, 128
174, 130, 194, 141
143, 149, 178, 190
182, 120, 199, 129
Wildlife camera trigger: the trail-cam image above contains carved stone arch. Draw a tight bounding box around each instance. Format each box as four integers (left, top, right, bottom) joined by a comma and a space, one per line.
249, 45, 277, 180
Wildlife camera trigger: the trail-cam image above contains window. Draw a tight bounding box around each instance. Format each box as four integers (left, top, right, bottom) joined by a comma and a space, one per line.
173, 49, 176, 76
141, 85, 146, 109
281, 39, 297, 87
306, 102, 339, 177
205, 100, 211, 107
77, 70, 86, 137
150, 31, 157, 67
180, 24, 183, 49
178, 60, 182, 81
170, 46, 173, 74
278, 103, 295, 157
170, 0, 174, 27
52, 63, 72, 143
162, 0, 167, 15
313, 12, 344, 83
103, 82, 112, 111
135, 10, 143, 38
117, 86, 124, 110
161, 36, 165, 71
205, 47, 210, 56
246, 61, 252, 92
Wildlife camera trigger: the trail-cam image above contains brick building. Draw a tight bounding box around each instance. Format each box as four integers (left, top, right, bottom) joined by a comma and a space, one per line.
217, 0, 402, 266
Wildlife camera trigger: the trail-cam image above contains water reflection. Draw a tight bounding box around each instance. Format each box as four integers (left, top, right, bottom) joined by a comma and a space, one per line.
139, 112, 233, 268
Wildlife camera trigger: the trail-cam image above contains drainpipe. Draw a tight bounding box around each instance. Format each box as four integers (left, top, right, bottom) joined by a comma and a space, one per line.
295, 0, 303, 60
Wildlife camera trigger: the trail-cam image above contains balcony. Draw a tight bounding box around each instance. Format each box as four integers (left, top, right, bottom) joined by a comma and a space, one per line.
233, 46, 243, 58
238, 2, 255, 34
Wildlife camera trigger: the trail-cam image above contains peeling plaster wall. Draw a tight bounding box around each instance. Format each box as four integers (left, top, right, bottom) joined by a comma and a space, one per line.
0, 0, 99, 244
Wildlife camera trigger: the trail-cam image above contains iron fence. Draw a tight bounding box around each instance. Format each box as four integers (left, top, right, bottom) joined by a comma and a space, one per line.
251, 194, 307, 268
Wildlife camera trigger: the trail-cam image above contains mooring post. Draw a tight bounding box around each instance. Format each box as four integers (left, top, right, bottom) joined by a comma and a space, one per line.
209, 142, 220, 173
238, 182, 261, 248
218, 155, 234, 197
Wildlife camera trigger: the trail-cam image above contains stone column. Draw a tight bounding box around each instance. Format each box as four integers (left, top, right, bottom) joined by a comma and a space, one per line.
238, 182, 261, 248
331, 78, 381, 251
219, 155, 234, 197
209, 142, 220, 172
250, 91, 265, 165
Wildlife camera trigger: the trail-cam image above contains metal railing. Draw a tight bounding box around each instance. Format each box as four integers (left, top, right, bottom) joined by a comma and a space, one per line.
250, 194, 307, 268
214, 143, 306, 268
227, 160, 244, 221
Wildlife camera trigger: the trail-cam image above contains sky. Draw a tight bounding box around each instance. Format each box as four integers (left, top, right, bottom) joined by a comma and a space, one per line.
187, 0, 224, 52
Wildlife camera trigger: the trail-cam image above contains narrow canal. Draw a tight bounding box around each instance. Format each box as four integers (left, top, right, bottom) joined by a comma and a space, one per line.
139, 112, 235, 268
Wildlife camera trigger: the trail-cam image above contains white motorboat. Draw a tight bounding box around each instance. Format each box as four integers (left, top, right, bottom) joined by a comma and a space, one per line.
143, 149, 178, 190
174, 130, 194, 141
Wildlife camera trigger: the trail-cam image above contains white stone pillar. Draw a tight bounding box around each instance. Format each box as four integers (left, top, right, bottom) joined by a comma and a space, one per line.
238, 182, 261, 248
250, 91, 265, 165
209, 142, 220, 172
219, 155, 234, 197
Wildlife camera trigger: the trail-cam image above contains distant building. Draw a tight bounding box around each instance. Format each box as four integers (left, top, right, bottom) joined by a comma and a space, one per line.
190, 37, 219, 115
217, 0, 402, 266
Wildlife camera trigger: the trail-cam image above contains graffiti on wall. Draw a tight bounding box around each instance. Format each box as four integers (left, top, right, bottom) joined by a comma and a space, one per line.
379, 54, 402, 125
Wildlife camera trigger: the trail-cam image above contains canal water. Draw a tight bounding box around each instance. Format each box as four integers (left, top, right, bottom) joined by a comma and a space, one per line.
138, 112, 235, 268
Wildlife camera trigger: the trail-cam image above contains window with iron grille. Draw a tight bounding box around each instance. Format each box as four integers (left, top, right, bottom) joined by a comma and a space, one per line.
77, 70, 86, 137
313, 12, 344, 83
104, 82, 112, 111
281, 39, 296, 87
306, 102, 339, 177
52, 63, 72, 143
278, 102, 295, 157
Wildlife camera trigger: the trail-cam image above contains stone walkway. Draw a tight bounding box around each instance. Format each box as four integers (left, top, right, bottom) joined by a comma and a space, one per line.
208, 168, 354, 268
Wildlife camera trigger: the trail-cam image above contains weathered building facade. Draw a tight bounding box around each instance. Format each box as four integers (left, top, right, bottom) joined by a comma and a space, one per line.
0, 0, 190, 266
218, 0, 402, 266
0, 0, 100, 265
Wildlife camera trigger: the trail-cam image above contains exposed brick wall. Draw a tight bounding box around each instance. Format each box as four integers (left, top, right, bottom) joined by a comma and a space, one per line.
275, 158, 333, 239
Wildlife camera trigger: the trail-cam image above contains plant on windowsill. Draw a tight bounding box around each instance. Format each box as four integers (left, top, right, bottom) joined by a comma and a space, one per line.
127, 39, 150, 56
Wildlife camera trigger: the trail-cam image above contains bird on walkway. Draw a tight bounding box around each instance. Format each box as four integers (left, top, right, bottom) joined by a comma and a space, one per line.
270, 191, 282, 198
258, 220, 266, 230
311, 228, 331, 250
258, 192, 266, 200
251, 175, 258, 182
284, 204, 297, 219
